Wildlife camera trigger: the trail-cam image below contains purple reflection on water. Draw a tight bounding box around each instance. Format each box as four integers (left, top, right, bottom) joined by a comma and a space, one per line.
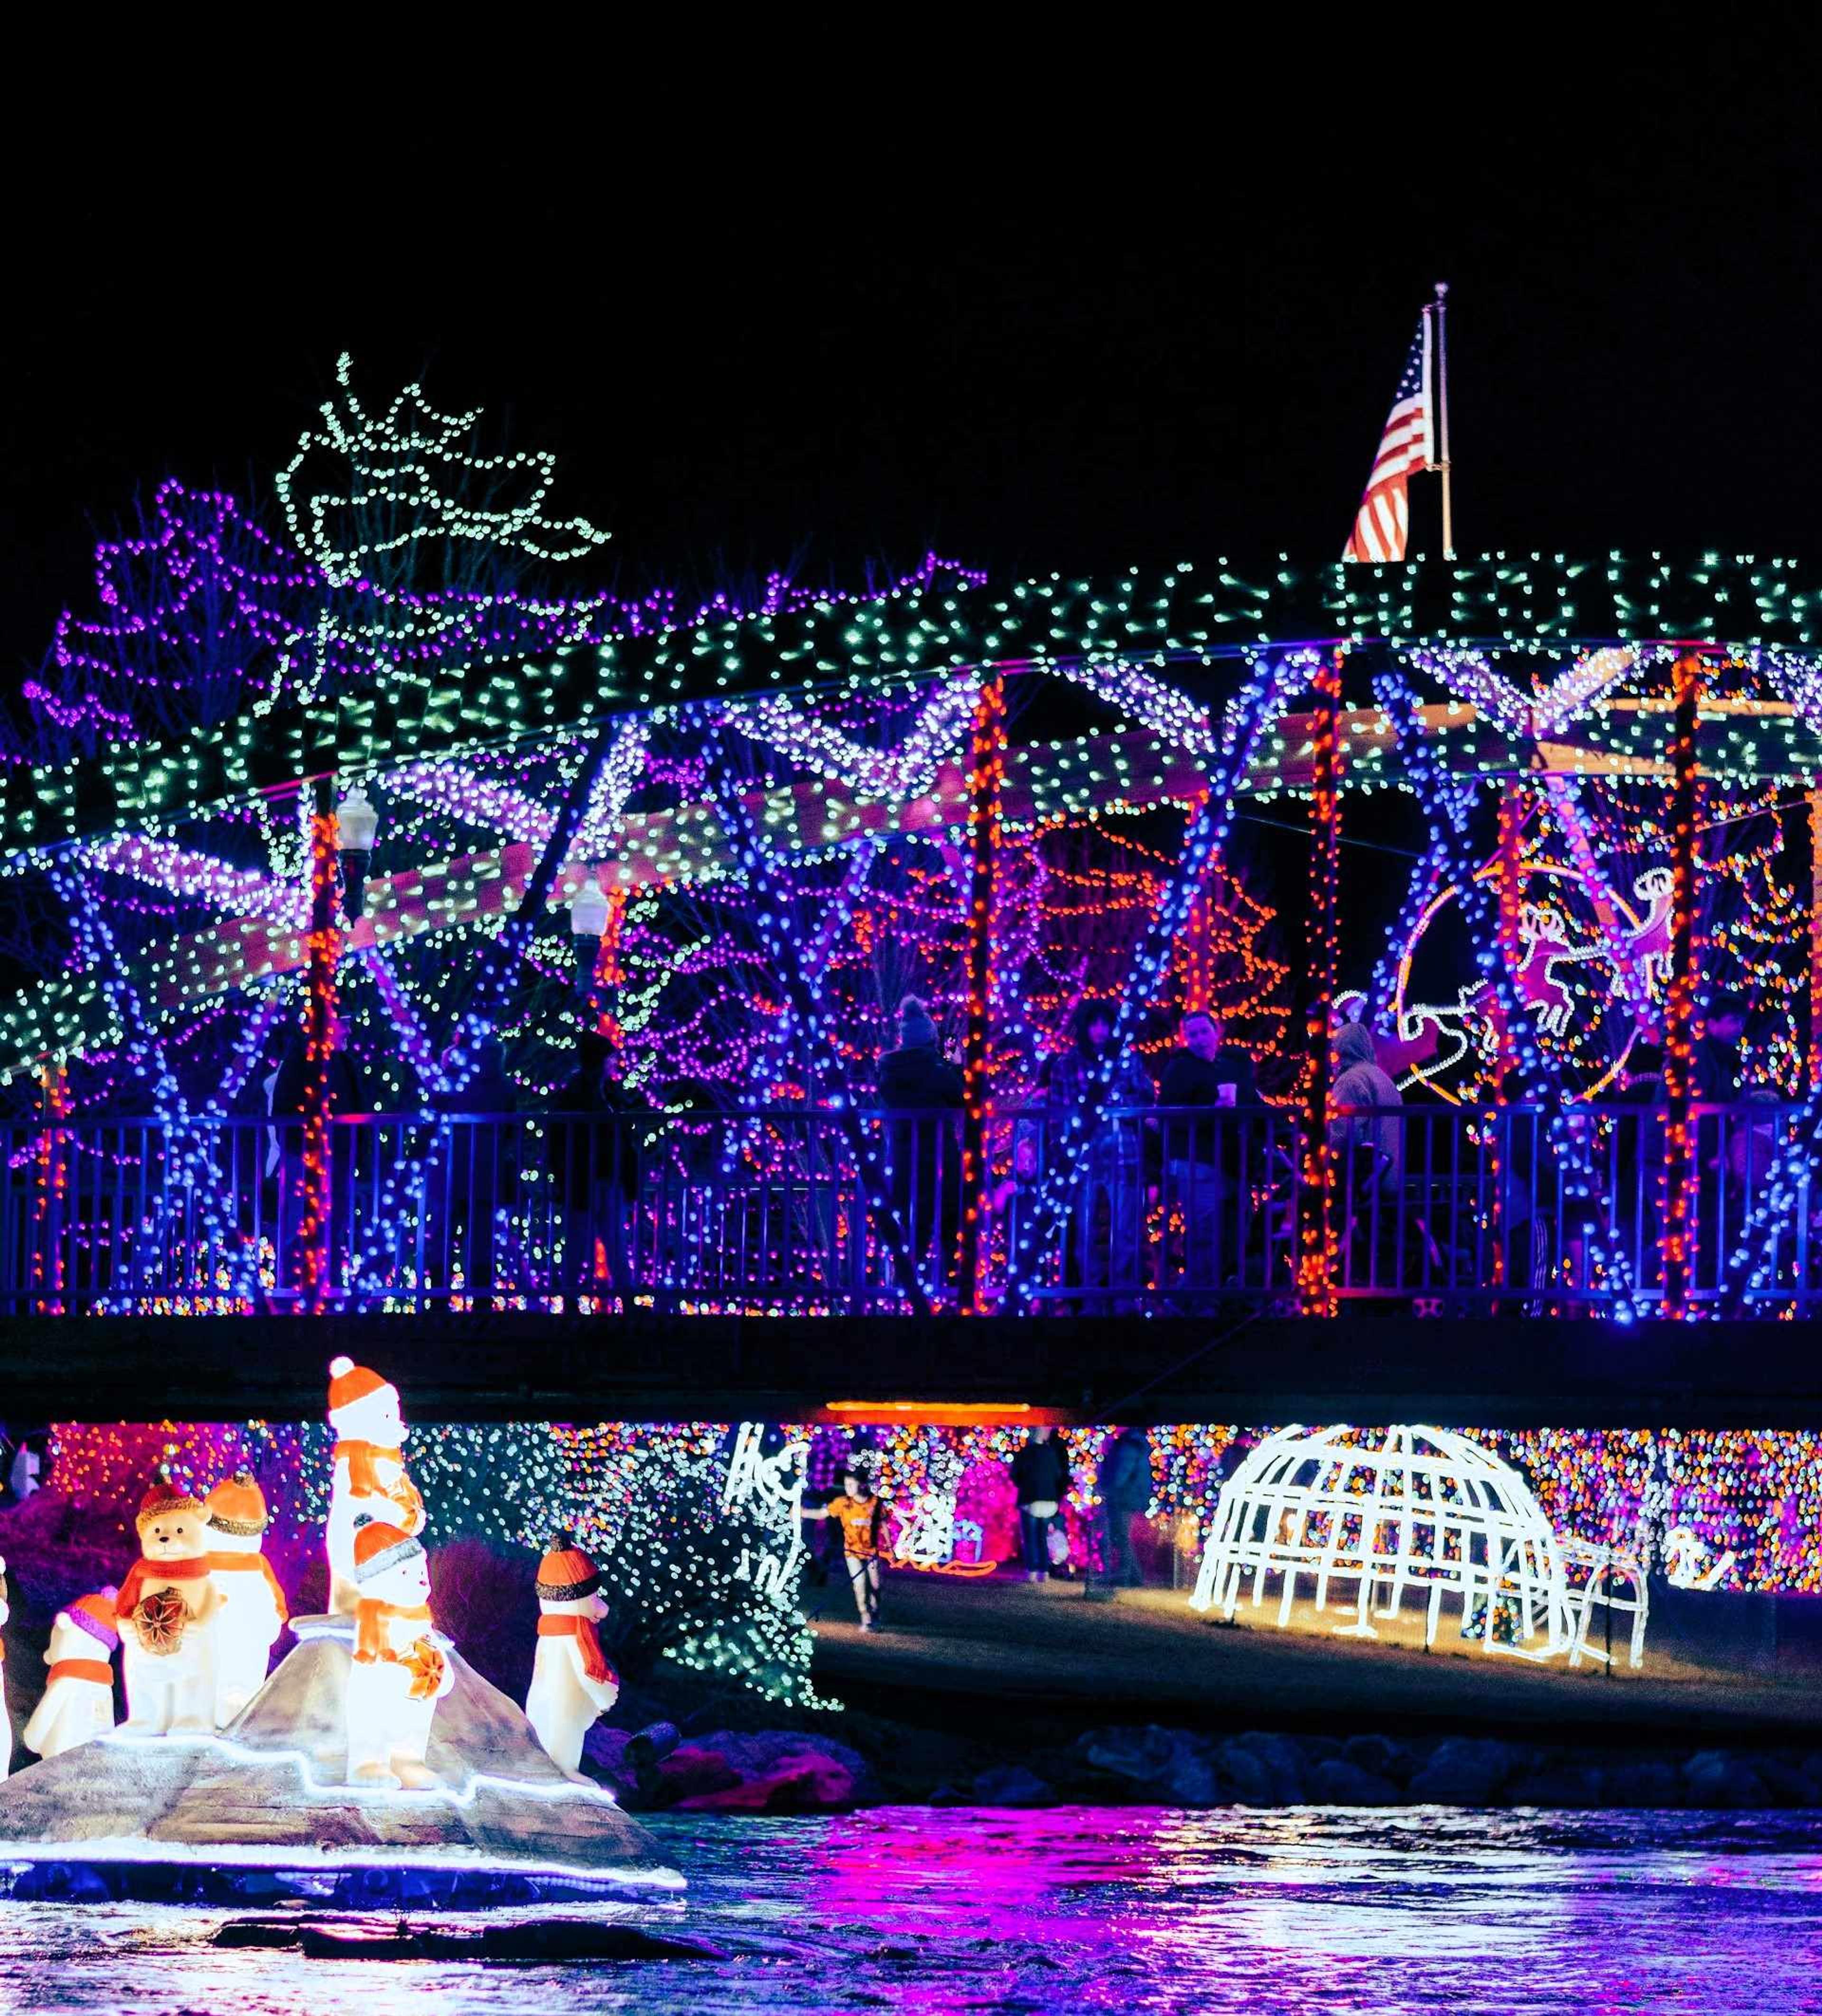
4, 1808, 1822, 2014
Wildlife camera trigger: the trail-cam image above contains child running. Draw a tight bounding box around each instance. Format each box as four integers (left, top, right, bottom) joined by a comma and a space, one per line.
806, 1465, 886, 1629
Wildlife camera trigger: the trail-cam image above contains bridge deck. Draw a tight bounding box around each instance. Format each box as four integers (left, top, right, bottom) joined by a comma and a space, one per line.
3, 1313, 1817, 1428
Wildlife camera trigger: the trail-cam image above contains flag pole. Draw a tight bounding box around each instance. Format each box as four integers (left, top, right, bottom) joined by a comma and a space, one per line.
1433, 281, 1454, 558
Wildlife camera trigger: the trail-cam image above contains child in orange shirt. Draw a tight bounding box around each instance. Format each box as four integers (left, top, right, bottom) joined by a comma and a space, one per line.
807, 1467, 885, 1629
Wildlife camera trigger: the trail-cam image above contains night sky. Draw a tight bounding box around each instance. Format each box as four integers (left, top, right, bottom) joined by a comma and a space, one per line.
5, 53, 1817, 691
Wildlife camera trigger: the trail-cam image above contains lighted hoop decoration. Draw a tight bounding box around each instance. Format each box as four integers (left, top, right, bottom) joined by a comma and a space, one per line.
1374, 857, 1670, 1103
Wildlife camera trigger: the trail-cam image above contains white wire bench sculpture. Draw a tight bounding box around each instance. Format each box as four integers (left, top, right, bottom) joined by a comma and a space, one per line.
1558, 1535, 1649, 1669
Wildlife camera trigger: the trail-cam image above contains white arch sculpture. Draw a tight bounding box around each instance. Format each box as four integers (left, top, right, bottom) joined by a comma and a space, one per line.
1189, 1425, 1577, 1660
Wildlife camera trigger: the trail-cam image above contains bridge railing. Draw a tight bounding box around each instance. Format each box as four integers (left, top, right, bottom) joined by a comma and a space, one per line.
0, 1102, 1808, 1316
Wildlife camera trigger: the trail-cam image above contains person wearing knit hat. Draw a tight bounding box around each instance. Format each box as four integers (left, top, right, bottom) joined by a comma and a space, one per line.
23, 1589, 119, 1761
118, 1476, 221, 1736
875, 995, 965, 1290
525, 1532, 618, 1778
325, 1357, 425, 1617
205, 1471, 289, 1728
345, 1514, 453, 1790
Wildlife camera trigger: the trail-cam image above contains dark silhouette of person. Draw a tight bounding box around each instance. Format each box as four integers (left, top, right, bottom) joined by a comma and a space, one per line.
549, 1029, 648, 1305
875, 996, 965, 1285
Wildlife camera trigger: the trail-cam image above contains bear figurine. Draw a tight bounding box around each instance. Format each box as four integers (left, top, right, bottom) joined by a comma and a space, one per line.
345, 1516, 454, 1789
525, 1532, 619, 1779
117, 1478, 221, 1735
22, 1590, 118, 1761
205, 1470, 288, 1727
325, 1357, 425, 1617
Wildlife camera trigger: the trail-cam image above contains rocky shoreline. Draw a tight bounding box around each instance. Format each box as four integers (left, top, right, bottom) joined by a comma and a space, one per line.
586, 1711, 1822, 1815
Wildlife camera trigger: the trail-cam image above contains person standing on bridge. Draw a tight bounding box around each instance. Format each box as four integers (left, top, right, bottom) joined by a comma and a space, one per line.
428, 1032, 517, 1305
1044, 1001, 1154, 1309
271, 1010, 364, 1301
549, 1028, 648, 1310
1154, 1009, 1262, 1295
875, 996, 966, 1293
1692, 990, 1749, 1294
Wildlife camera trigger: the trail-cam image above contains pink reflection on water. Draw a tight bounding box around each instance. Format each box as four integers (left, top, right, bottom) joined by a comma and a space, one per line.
800, 1804, 1176, 1938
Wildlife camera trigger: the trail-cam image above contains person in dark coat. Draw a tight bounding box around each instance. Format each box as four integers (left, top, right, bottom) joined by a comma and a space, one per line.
1692, 992, 1748, 1102
1497, 1068, 1561, 1301
1692, 992, 1748, 1289
1096, 1427, 1153, 1588
270, 1012, 363, 1122
1009, 1425, 1071, 1581
1611, 1040, 1666, 1286
1153, 1009, 1259, 1125
875, 997, 965, 1286
1044, 1002, 1154, 1303
1153, 1009, 1263, 1291
427, 1032, 516, 1303
548, 1029, 649, 1305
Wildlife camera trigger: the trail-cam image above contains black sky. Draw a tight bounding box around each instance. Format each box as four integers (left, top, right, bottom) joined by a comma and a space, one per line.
4, 44, 1819, 684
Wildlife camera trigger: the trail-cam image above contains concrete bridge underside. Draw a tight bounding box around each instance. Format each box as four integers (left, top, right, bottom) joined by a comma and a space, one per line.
2, 1315, 1816, 1429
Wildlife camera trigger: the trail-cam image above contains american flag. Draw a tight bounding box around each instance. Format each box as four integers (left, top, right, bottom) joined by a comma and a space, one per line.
1342, 315, 1435, 563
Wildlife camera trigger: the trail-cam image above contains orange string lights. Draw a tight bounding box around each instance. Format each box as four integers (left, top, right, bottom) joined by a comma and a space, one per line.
588, 886, 627, 1042
1296, 653, 1343, 1318
298, 796, 344, 1313
956, 674, 1006, 1312
1661, 650, 1703, 1319
31, 1063, 70, 1314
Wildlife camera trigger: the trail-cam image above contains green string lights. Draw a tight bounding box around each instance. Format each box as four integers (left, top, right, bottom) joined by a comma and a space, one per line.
276, 353, 611, 591
17, 553, 1822, 860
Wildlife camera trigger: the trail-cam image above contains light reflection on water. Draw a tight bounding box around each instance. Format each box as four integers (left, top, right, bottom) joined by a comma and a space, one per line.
4, 1807, 1822, 2015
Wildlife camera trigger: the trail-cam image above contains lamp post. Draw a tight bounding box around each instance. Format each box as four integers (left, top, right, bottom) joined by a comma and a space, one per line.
570, 880, 610, 992
337, 784, 380, 924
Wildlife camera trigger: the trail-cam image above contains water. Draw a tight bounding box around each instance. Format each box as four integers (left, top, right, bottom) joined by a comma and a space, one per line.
4, 1807, 1822, 2014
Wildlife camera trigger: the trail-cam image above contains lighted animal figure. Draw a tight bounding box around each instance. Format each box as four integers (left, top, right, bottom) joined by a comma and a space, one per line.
1626, 867, 1675, 999
205, 1470, 288, 1727
325, 1357, 426, 1616
346, 1516, 453, 1790
22, 1590, 118, 1761
1514, 903, 1578, 1036
524, 1533, 619, 1779
117, 1478, 221, 1735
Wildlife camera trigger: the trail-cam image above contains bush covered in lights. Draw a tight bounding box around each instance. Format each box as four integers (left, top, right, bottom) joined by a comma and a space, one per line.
39, 1418, 1822, 1613
41, 1419, 831, 1708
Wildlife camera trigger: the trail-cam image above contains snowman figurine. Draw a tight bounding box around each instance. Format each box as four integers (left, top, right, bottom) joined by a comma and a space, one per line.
345, 1516, 454, 1789
116, 1478, 220, 1735
22, 1590, 118, 1761
325, 1357, 425, 1616
525, 1532, 619, 1778
205, 1470, 288, 1726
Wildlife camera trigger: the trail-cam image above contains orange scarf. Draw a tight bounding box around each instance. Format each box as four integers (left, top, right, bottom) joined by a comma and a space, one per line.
208, 1552, 289, 1624
48, 1657, 113, 1687
353, 1599, 445, 1701
116, 1553, 211, 1618
353, 1598, 433, 1664
333, 1441, 426, 1532
537, 1612, 616, 1685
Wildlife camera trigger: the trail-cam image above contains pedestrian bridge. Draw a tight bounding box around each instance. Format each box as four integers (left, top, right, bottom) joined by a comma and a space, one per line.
1, 1099, 1805, 1322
